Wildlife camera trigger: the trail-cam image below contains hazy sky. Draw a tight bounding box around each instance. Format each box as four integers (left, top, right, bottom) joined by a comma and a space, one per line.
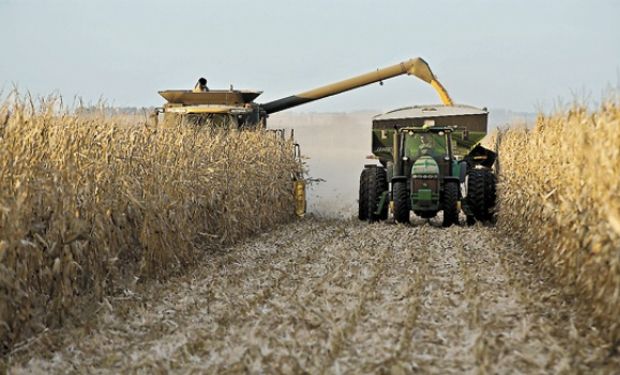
1, 0, 618, 113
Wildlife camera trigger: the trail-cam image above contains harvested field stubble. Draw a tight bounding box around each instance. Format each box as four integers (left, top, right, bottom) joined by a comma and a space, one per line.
0, 95, 299, 353
10, 218, 620, 373
498, 102, 620, 339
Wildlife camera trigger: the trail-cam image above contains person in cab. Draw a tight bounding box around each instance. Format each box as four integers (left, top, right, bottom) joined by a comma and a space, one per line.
193, 77, 209, 92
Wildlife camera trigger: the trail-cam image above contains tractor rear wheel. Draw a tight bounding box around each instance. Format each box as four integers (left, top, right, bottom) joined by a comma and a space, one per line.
393, 181, 410, 224
366, 167, 388, 221
466, 168, 496, 222
484, 170, 497, 218
358, 168, 369, 221
442, 181, 459, 227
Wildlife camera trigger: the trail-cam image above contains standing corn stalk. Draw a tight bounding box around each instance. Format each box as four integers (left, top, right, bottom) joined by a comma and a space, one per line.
0, 94, 300, 354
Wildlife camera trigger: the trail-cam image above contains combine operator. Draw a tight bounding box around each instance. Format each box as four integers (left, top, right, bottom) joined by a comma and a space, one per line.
193, 77, 209, 92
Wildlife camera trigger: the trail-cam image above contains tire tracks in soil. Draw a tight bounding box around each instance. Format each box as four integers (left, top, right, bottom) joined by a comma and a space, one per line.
196, 220, 363, 373
154, 219, 350, 373
317, 224, 394, 374
203, 221, 395, 373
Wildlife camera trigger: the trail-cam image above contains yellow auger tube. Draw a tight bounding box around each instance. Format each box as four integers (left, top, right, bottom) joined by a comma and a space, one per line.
262, 57, 453, 113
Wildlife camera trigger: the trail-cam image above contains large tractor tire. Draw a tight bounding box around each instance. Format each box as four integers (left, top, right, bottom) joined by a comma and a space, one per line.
393, 180, 410, 224
358, 168, 369, 220
466, 168, 496, 222
366, 167, 389, 221
484, 170, 497, 215
442, 181, 459, 227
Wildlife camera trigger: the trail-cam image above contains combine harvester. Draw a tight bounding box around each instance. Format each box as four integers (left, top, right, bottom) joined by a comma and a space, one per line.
156, 58, 496, 224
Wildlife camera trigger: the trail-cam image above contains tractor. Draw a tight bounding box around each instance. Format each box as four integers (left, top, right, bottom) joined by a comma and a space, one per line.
360, 125, 461, 226
359, 103, 497, 226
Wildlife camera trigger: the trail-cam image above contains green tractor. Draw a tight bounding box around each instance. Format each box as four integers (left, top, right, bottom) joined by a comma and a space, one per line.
359, 105, 497, 226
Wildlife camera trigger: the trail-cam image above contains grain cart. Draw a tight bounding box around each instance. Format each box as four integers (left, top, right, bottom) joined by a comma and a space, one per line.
361, 125, 462, 226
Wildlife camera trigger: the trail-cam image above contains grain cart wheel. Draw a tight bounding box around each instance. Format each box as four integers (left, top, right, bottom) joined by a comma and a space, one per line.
358, 168, 369, 220
484, 170, 497, 221
366, 167, 388, 221
466, 168, 496, 222
393, 181, 410, 224
366, 167, 389, 221
442, 181, 459, 227
465, 169, 485, 221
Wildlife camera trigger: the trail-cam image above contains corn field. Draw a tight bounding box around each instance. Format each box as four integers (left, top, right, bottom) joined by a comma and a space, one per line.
0, 95, 299, 353
3, 95, 620, 373
498, 102, 620, 340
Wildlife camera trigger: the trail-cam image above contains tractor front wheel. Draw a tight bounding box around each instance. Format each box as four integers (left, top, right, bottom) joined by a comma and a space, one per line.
393, 181, 410, 224
442, 181, 459, 227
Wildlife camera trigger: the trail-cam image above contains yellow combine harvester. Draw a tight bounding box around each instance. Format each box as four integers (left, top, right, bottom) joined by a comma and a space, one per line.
156, 58, 488, 219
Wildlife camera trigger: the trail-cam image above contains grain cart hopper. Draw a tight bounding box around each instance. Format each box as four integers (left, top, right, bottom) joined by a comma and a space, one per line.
360, 103, 497, 226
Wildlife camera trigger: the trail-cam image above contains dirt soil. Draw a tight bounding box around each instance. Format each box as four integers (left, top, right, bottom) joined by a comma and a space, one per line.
7, 217, 620, 374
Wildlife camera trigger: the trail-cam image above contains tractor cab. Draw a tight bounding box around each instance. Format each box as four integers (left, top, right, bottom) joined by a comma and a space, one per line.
402, 126, 452, 164
395, 126, 460, 219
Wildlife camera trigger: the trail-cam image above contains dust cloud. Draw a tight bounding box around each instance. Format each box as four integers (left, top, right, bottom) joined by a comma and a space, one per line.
269, 111, 376, 218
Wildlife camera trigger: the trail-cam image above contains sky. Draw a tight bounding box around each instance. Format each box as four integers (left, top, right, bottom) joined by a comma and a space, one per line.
1, 0, 618, 113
